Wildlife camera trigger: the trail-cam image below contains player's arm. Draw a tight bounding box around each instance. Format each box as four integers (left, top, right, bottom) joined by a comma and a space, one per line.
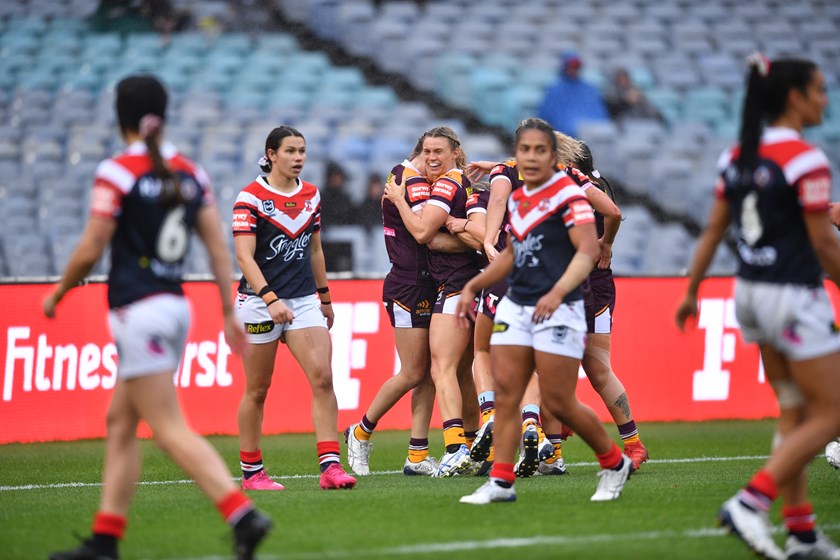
445, 212, 485, 251
234, 229, 294, 325
384, 176, 448, 244
309, 231, 334, 328
455, 242, 514, 328
196, 202, 246, 355
43, 215, 116, 317
675, 197, 730, 330
584, 185, 621, 268
484, 176, 512, 261
428, 231, 472, 253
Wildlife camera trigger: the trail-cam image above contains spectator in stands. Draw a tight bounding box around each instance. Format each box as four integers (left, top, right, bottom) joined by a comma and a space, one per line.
355, 172, 386, 231
676, 55, 840, 560
44, 74, 271, 560
318, 161, 357, 227
537, 51, 609, 137
603, 68, 663, 123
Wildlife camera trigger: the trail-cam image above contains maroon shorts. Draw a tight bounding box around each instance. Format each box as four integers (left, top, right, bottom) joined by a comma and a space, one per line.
478, 279, 508, 320
383, 277, 437, 328
432, 279, 480, 315
584, 272, 616, 334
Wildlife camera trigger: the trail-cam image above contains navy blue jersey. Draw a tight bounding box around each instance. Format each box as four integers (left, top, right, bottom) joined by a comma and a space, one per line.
90, 141, 213, 309
382, 160, 435, 286
717, 127, 832, 286
232, 176, 321, 298
506, 170, 595, 306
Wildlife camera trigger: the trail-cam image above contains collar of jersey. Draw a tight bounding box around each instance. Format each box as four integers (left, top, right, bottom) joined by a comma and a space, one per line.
763, 126, 801, 143
125, 140, 177, 159
520, 170, 567, 197
257, 175, 302, 197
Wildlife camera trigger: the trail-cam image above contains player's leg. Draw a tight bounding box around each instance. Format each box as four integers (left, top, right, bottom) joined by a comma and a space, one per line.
285, 326, 356, 489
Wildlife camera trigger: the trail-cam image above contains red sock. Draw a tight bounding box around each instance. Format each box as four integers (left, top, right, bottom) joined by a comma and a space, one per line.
92, 512, 127, 539
747, 469, 778, 501
489, 462, 515, 484
317, 441, 341, 468
216, 490, 253, 525
239, 449, 262, 463
596, 443, 623, 469
782, 503, 815, 533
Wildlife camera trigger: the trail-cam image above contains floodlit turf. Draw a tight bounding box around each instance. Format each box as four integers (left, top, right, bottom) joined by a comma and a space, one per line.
2, 420, 839, 559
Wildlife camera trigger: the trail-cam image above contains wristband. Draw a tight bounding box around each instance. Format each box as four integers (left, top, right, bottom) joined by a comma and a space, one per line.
258, 285, 273, 297
320, 300, 332, 305
316, 287, 330, 294
266, 298, 280, 307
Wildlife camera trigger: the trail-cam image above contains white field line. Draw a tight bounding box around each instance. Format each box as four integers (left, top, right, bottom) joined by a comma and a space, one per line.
0, 454, 780, 492
160, 522, 840, 560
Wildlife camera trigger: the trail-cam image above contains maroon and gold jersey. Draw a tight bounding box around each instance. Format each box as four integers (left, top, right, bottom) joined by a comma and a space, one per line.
425, 168, 481, 285
382, 160, 435, 285
232, 176, 321, 298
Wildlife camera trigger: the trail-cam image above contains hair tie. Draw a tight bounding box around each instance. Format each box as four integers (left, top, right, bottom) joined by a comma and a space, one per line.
746, 52, 771, 78
139, 114, 163, 139
258, 155, 272, 172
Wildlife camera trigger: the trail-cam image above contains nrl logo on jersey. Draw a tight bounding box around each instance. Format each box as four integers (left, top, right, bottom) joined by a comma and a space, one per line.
262, 200, 275, 214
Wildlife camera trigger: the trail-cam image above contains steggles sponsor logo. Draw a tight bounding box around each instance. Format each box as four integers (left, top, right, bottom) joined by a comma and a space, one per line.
3, 327, 236, 401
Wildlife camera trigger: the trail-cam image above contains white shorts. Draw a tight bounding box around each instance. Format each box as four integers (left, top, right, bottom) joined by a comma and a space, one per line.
734, 279, 840, 361
235, 292, 327, 344
108, 293, 190, 379
490, 297, 587, 359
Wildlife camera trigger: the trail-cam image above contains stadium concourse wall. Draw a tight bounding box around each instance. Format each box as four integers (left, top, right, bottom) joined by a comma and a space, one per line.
2, 276, 816, 444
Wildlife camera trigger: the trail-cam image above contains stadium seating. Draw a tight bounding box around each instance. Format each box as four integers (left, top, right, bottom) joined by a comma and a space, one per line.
4, 0, 840, 278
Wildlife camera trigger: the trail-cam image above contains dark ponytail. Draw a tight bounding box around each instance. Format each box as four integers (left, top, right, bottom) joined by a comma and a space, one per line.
116, 75, 181, 208
573, 141, 617, 203
737, 54, 817, 181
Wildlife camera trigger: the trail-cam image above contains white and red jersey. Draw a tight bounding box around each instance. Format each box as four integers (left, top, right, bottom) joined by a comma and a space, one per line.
506, 170, 595, 306
232, 176, 321, 299
716, 127, 831, 286
90, 140, 214, 309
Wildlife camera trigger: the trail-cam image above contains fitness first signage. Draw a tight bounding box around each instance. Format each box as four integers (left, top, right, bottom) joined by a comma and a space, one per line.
0, 277, 814, 444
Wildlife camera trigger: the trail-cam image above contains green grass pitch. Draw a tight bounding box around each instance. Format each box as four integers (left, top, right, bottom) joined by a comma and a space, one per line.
2, 420, 838, 559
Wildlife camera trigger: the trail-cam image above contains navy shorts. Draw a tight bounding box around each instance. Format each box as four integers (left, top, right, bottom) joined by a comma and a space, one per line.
383, 277, 436, 328
584, 272, 616, 335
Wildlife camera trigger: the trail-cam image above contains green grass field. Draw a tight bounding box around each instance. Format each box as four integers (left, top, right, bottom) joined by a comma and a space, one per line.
2, 420, 839, 560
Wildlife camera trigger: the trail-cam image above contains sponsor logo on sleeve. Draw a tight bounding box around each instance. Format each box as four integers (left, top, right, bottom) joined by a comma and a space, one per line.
232, 210, 253, 232
91, 185, 119, 215
570, 200, 595, 224
800, 174, 831, 208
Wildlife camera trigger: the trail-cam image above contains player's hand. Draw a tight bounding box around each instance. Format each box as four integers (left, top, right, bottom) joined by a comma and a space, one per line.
223, 313, 247, 356
533, 288, 564, 324
597, 240, 613, 269
43, 290, 60, 318
675, 294, 698, 331
455, 284, 477, 329
268, 300, 294, 324
383, 176, 406, 204
830, 202, 840, 230
483, 241, 500, 262
321, 303, 335, 329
